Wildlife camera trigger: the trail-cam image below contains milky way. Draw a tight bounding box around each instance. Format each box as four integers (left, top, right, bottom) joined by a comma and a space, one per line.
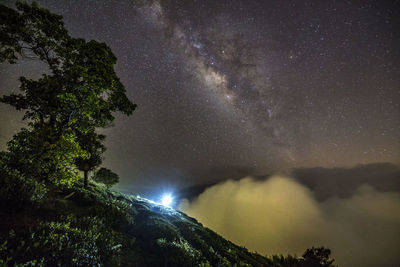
0, 0, 399, 193
143, 1, 305, 161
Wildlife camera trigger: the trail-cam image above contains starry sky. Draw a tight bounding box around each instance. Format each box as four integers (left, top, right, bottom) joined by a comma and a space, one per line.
0, 0, 399, 195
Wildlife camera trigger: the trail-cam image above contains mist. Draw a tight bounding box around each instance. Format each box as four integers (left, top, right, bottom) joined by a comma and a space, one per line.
179, 176, 400, 267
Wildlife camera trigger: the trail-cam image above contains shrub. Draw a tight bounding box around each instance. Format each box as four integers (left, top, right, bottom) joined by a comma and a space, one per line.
2, 129, 86, 188
0, 216, 123, 266
0, 162, 47, 211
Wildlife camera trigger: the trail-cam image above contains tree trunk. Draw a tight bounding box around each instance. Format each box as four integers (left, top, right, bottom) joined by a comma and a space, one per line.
84, 170, 88, 188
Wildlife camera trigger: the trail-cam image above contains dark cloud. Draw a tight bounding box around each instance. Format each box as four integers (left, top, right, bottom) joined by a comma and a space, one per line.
292, 162, 400, 201
178, 162, 400, 202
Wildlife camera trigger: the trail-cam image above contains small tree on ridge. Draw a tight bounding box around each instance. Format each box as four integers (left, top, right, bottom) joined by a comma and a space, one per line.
93, 168, 119, 189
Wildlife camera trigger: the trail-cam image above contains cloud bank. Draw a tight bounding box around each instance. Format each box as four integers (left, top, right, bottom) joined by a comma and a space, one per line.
292, 162, 400, 201
179, 176, 400, 267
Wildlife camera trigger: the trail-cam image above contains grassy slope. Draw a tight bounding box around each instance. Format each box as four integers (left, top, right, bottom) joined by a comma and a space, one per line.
0, 182, 275, 266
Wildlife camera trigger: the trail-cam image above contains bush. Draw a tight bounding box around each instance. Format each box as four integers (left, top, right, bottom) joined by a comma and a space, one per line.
2, 129, 86, 188
154, 237, 200, 267
63, 184, 135, 228
301, 247, 336, 267
0, 215, 123, 266
0, 163, 47, 211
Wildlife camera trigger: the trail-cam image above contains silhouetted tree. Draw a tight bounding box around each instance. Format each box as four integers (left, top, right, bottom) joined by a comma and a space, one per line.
93, 168, 119, 189
301, 247, 336, 267
268, 247, 336, 267
0, 2, 136, 186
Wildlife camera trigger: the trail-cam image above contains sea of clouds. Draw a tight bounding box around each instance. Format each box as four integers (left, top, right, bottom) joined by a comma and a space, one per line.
179, 175, 400, 267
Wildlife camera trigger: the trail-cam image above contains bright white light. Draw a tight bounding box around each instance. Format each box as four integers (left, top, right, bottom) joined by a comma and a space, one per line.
161, 193, 173, 207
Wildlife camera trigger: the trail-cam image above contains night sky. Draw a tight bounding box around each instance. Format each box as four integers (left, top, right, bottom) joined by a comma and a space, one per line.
1, 0, 399, 193
2, 0, 399, 193
1, 1, 400, 265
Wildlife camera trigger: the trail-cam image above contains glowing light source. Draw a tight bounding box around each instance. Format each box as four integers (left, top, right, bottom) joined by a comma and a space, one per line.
161, 193, 173, 207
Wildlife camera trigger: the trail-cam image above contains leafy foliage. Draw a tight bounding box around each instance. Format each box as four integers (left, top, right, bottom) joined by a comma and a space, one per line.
0, 1, 136, 187
2, 128, 88, 187
0, 216, 122, 266
301, 247, 335, 267
93, 167, 119, 188
268, 247, 336, 267
73, 129, 107, 188
0, 160, 47, 211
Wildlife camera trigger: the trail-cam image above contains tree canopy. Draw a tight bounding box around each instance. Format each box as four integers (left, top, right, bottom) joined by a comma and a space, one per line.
0, 1, 136, 187
93, 167, 119, 189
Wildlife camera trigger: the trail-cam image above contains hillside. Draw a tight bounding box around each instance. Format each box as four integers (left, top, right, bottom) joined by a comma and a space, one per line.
0, 178, 336, 266
0, 179, 277, 266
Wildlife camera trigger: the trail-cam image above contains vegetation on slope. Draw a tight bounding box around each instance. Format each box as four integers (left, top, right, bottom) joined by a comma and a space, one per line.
0, 173, 335, 266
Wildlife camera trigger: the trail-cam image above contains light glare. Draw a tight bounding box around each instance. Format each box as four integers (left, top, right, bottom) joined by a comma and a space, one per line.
161, 193, 173, 207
